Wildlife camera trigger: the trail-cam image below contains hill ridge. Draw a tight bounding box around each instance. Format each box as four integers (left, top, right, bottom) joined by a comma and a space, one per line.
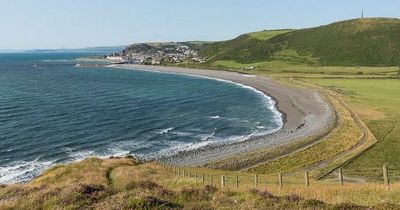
200, 17, 400, 66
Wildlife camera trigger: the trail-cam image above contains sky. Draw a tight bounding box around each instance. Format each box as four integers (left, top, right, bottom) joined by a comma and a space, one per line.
0, 0, 399, 50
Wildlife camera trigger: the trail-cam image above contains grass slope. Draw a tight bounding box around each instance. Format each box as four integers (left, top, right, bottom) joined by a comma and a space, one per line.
199, 29, 293, 63
1, 157, 400, 209
200, 33, 285, 63
248, 29, 293, 40
200, 18, 400, 67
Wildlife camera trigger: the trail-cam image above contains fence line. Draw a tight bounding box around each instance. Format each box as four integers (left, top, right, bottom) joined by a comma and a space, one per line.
158, 162, 398, 189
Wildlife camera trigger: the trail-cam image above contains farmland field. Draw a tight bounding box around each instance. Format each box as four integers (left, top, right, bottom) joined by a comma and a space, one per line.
305, 78, 400, 179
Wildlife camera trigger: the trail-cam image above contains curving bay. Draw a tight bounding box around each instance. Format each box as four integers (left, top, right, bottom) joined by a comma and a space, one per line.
0, 53, 282, 183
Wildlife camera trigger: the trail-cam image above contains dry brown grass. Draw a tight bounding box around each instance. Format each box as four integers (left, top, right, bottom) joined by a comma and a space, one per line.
2, 157, 399, 209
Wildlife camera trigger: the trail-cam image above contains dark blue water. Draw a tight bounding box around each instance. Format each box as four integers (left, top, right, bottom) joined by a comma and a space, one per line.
0, 53, 282, 183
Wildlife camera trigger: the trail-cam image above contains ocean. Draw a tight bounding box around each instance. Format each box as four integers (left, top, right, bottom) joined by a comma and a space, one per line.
0, 53, 282, 184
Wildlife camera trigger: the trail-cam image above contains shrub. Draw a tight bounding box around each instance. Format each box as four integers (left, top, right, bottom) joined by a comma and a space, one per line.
128, 196, 175, 209
303, 199, 325, 208
79, 184, 104, 195
202, 185, 218, 195
58, 184, 107, 207
156, 188, 175, 197
179, 187, 212, 202
129, 197, 147, 208
213, 195, 236, 206
248, 188, 260, 195
259, 189, 276, 199
183, 201, 213, 210
223, 189, 238, 197
126, 181, 160, 190
179, 187, 200, 201
283, 194, 303, 203
253, 199, 276, 209
333, 202, 367, 210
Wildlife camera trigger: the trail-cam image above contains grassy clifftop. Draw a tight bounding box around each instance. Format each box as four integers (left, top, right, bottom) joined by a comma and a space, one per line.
1, 157, 400, 209
200, 18, 400, 66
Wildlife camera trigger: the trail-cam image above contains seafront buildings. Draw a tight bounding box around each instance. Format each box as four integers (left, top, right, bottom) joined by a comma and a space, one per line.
106, 43, 205, 65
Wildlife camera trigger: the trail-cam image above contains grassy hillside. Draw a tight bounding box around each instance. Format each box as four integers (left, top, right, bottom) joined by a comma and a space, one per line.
200, 18, 400, 67
248, 29, 293, 41
200, 30, 293, 63
1, 157, 400, 209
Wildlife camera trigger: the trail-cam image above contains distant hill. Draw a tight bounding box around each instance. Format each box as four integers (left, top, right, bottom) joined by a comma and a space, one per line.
200, 18, 400, 66
0, 49, 27, 53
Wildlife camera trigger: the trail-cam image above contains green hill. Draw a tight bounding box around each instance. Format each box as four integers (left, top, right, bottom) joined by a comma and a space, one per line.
200, 30, 293, 64
200, 18, 400, 66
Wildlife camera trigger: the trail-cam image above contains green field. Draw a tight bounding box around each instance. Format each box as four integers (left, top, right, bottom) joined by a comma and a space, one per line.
305, 79, 400, 178
247, 29, 293, 40
212, 60, 399, 76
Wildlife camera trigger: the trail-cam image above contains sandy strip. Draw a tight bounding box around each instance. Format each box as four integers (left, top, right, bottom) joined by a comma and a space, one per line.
112, 64, 334, 166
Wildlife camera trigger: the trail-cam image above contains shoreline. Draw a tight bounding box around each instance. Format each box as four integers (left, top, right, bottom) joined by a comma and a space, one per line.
111, 64, 335, 167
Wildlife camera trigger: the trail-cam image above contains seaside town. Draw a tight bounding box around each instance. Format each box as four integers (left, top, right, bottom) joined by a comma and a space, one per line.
4, 0, 400, 208
105, 42, 206, 65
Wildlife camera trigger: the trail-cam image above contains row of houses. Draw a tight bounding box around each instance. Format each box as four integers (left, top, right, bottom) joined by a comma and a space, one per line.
106, 45, 205, 65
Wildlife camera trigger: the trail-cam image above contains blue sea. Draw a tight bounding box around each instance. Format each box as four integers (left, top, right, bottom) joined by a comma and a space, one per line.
0, 53, 282, 184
